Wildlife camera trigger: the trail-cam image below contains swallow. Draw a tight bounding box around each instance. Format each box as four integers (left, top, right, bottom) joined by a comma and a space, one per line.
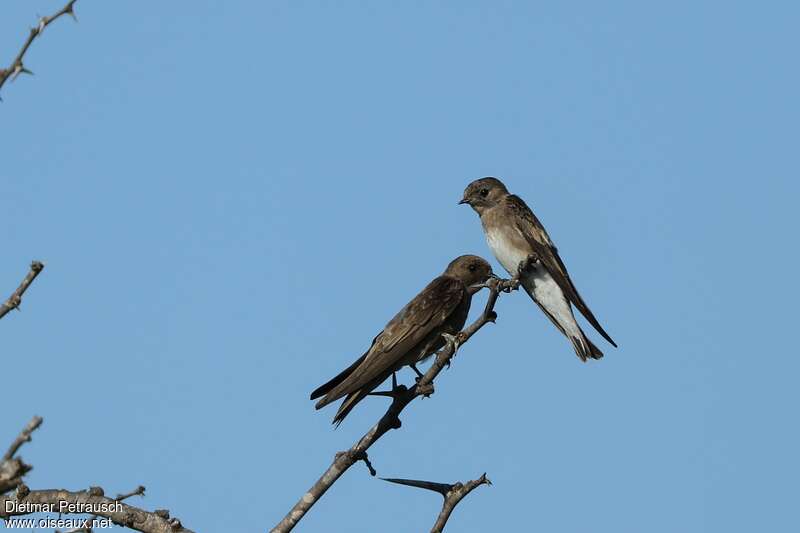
460, 177, 617, 361
311, 255, 493, 425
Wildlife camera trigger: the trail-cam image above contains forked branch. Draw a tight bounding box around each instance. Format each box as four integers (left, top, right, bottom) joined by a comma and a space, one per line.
0, 416, 43, 494
381, 473, 492, 533
0, 418, 195, 532
0, 485, 194, 533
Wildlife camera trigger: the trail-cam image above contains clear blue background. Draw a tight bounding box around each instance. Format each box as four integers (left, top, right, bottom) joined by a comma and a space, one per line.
2, 2, 798, 532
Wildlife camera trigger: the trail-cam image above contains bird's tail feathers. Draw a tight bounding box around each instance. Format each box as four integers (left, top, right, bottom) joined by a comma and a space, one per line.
310, 353, 368, 402
332, 390, 369, 427
521, 274, 603, 362
569, 330, 603, 362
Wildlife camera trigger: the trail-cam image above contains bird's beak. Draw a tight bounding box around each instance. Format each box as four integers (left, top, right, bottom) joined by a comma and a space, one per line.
458, 198, 468, 205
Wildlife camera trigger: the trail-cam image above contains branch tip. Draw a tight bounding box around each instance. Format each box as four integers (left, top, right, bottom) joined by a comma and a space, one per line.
0, 0, 82, 95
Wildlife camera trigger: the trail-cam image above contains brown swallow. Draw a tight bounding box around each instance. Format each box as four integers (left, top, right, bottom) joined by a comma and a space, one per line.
460, 177, 617, 361
310, 255, 493, 425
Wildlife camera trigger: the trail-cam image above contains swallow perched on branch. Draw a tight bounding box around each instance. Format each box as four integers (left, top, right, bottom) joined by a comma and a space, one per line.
460, 177, 617, 361
311, 255, 493, 425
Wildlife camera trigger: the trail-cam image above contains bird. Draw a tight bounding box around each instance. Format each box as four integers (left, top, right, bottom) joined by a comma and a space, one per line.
460, 177, 617, 361
310, 254, 493, 425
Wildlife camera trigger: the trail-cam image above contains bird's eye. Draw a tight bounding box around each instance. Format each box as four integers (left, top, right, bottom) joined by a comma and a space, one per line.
468, 264, 477, 272
480, 188, 489, 197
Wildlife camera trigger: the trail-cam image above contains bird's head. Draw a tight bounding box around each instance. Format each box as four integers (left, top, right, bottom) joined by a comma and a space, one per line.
443, 255, 493, 286
459, 177, 508, 214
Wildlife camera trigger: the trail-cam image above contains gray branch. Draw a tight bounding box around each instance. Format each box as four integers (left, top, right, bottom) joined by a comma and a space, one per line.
57, 485, 145, 533
0, 485, 194, 533
382, 473, 492, 533
1, 418, 195, 532
0, 416, 42, 494
270, 275, 518, 532
1, 261, 45, 320
0, 0, 79, 97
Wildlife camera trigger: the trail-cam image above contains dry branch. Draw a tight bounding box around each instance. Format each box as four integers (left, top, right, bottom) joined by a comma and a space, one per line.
381, 473, 492, 533
59, 485, 146, 533
3, 415, 43, 462
1, 418, 195, 533
270, 275, 519, 532
0, 416, 43, 494
1, 261, 45, 320
0, 0, 79, 97
0, 485, 194, 533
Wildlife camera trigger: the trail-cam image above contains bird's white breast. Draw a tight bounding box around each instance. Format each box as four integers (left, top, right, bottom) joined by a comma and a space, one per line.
485, 226, 529, 275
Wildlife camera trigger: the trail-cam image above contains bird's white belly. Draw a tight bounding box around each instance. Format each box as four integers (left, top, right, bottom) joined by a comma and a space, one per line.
527, 268, 582, 340
485, 227, 529, 275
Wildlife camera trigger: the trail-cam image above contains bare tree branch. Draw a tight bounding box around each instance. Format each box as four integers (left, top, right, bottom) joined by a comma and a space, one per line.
382, 473, 492, 533
0, 0, 79, 97
58, 485, 146, 533
1, 484, 194, 533
1, 418, 194, 532
270, 275, 519, 532
3, 415, 43, 462
1, 261, 45, 320
0, 416, 43, 494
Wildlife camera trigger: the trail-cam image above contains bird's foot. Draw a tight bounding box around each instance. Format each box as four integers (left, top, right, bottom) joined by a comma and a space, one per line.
500, 254, 539, 292
499, 277, 520, 293
441, 331, 467, 359
417, 382, 435, 398
517, 254, 539, 275
442, 331, 467, 368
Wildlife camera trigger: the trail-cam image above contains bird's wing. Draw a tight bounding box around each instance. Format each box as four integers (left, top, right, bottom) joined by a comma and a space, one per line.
315, 276, 466, 407
506, 194, 617, 347
310, 353, 368, 400
310, 331, 381, 400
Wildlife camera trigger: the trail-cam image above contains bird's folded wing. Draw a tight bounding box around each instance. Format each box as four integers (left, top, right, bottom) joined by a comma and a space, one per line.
323, 276, 466, 401
506, 195, 617, 347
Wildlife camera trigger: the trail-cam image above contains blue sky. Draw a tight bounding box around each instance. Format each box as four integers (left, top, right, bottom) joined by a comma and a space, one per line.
2, 1, 798, 532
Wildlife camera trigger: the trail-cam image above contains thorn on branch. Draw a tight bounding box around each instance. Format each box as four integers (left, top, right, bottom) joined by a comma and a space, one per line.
0, 0, 82, 96
380, 477, 454, 497
66, 1, 79, 22
11, 63, 34, 82
380, 472, 492, 532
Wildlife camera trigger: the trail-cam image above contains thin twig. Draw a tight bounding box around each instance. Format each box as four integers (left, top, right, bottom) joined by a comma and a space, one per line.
0, 0, 79, 97
270, 275, 518, 532
1, 261, 45, 320
3, 416, 43, 462
59, 485, 146, 533
0, 484, 194, 533
382, 473, 492, 533
0, 416, 44, 494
